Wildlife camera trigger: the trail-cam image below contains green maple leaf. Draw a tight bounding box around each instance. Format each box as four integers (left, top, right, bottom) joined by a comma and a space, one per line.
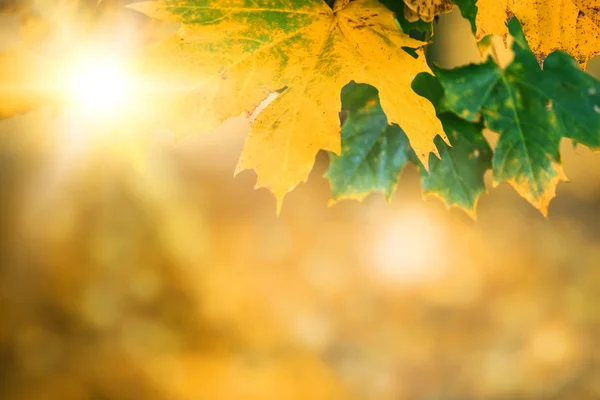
433, 18, 600, 216
325, 82, 415, 203
326, 73, 492, 217
420, 117, 491, 217
412, 73, 492, 217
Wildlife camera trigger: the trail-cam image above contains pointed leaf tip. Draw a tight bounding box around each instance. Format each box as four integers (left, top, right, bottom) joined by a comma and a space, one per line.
435, 18, 597, 215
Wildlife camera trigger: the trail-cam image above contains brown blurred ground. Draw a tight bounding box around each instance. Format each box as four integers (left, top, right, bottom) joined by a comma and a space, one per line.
1, 4, 600, 400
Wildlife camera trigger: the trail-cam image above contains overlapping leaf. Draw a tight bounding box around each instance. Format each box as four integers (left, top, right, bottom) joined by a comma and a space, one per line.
419, 117, 491, 217
412, 73, 492, 217
129, 0, 446, 209
325, 82, 416, 202
325, 73, 491, 217
475, 0, 600, 68
434, 18, 600, 215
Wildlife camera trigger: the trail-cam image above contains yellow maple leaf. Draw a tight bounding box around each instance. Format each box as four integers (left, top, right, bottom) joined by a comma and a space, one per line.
476, 0, 600, 68
403, 0, 455, 23
129, 0, 445, 210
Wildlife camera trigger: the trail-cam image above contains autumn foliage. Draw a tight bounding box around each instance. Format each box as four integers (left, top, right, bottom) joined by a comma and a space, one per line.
1, 0, 599, 216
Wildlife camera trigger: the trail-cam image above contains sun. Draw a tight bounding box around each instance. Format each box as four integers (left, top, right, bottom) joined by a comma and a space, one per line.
65, 54, 133, 120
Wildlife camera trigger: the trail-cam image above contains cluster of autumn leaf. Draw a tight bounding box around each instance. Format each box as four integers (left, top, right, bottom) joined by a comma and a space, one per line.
127, 0, 599, 217
2, 0, 599, 217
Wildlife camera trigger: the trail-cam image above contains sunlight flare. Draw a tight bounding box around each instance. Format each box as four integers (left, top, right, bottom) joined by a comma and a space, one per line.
65, 54, 133, 120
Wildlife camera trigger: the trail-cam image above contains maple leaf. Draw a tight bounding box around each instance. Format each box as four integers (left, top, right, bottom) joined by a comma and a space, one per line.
434, 18, 600, 215
420, 118, 491, 218
475, 0, 600, 68
325, 73, 491, 217
128, 0, 446, 210
412, 72, 492, 218
325, 82, 416, 203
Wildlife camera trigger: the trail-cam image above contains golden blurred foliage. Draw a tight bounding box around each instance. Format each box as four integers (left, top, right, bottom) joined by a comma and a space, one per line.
1, 4, 600, 400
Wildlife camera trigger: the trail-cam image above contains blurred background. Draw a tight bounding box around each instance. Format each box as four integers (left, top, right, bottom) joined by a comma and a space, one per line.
1, 1, 600, 399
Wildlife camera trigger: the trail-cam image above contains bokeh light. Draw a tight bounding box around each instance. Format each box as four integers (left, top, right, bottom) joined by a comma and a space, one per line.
369, 207, 447, 284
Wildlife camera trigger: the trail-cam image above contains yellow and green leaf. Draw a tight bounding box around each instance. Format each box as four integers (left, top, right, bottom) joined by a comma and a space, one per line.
434, 18, 600, 215
325, 82, 416, 203
128, 0, 445, 209
326, 72, 492, 217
